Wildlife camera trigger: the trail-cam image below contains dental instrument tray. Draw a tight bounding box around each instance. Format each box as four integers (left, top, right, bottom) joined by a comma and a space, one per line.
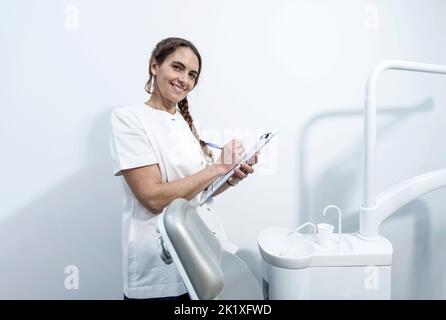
199, 132, 276, 206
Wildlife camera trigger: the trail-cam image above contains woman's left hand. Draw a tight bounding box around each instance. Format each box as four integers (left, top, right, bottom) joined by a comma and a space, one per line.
228, 152, 259, 185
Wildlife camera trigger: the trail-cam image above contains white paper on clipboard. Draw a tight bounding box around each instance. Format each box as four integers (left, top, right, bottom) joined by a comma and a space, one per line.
199, 132, 276, 206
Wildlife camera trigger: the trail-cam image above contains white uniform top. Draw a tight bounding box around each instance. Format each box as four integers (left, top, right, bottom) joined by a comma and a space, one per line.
109, 103, 231, 299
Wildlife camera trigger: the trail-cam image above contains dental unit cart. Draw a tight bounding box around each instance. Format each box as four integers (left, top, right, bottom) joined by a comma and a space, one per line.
258, 206, 392, 299
258, 60, 446, 300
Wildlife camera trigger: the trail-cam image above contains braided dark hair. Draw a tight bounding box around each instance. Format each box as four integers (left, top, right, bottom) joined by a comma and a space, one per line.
145, 37, 212, 159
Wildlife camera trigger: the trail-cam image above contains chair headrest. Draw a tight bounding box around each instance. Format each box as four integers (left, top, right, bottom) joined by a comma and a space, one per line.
164, 198, 224, 300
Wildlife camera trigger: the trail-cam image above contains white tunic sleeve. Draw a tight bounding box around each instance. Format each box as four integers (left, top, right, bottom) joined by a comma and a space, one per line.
109, 107, 158, 176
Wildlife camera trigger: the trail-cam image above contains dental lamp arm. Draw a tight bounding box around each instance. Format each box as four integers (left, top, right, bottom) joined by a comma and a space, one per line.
360, 60, 446, 240
360, 169, 446, 239
364, 60, 446, 208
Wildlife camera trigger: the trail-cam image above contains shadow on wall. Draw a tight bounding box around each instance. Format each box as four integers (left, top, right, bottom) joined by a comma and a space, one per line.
0, 110, 123, 299
380, 199, 436, 299
297, 98, 443, 299
298, 97, 434, 226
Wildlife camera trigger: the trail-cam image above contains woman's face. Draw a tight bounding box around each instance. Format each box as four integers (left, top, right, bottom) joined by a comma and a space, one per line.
151, 47, 200, 104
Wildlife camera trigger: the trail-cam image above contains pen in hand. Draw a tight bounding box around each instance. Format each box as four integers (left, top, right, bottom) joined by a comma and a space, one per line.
205, 142, 223, 150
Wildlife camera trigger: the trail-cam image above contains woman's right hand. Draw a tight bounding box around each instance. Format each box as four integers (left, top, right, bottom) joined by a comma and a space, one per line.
216, 139, 245, 173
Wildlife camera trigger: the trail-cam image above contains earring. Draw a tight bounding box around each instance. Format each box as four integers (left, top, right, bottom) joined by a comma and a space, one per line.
150, 76, 155, 94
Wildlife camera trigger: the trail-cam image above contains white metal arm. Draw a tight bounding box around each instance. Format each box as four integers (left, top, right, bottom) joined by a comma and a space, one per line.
360, 60, 446, 239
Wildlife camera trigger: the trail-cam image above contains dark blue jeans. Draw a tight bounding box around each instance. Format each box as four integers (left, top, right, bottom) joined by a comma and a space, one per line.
123, 293, 190, 301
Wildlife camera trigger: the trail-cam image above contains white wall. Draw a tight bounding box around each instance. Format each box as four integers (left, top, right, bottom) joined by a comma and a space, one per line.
1, 0, 445, 299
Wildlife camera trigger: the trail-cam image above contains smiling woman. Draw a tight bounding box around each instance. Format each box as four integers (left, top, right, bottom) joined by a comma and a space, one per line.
109, 37, 258, 300
144, 38, 206, 153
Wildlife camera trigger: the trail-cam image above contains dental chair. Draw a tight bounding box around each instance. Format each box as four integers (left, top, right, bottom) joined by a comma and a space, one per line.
157, 198, 263, 300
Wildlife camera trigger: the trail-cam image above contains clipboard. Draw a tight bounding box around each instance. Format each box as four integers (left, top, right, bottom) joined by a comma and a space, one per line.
199, 132, 276, 206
